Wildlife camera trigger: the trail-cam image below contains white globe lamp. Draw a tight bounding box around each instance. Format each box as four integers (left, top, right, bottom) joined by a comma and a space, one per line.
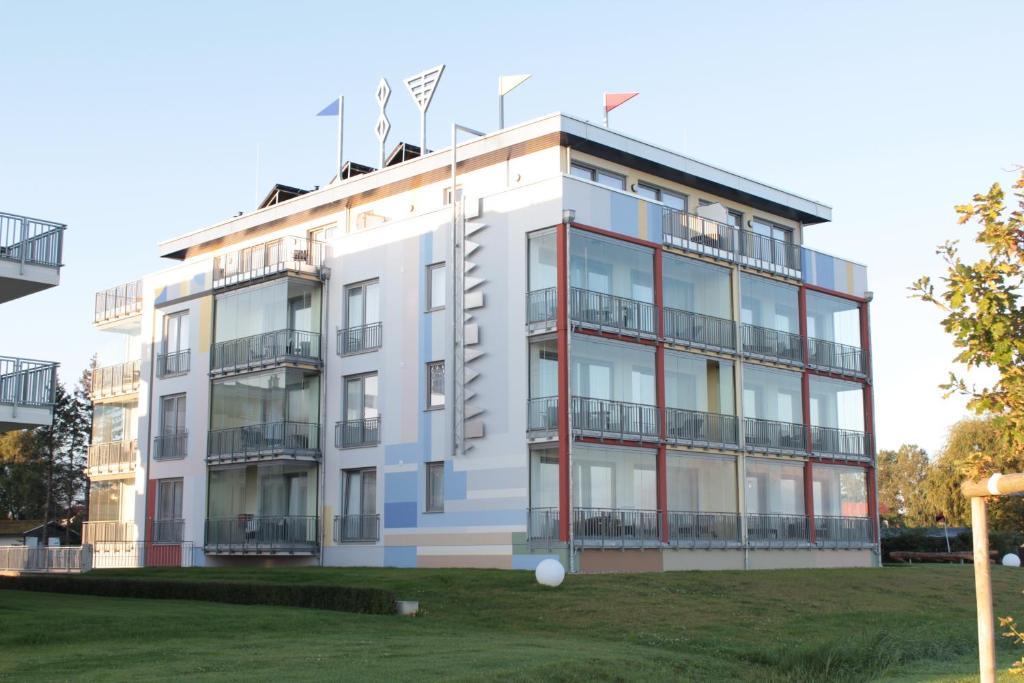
1003, 553, 1021, 567
535, 558, 565, 587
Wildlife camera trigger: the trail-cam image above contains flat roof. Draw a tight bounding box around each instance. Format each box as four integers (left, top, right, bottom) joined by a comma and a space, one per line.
159, 113, 832, 260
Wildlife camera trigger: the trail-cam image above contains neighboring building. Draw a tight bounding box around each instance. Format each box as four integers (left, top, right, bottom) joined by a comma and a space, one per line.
85, 113, 877, 571
0, 211, 62, 432
0, 519, 79, 546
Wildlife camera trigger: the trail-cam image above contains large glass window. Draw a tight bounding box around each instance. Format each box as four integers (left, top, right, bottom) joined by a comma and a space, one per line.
663, 254, 732, 319
344, 373, 379, 421
813, 464, 868, 517
751, 218, 793, 243
343, 468, 377, 516
207, 463, 317, 518
157, 478, 183, 521
740, 274, 799, 333
570, 230, 653, 302
570, 162, 626, 191
88, 479, 133, 521
160, 394, 186, 436
745, 458, 804, 515
572, 445, 656, 510
426, 462, 445, 512
162, 311, 189, 354
426, 361, 445, 409
806, 291, 861, 347
345, 280, 380, 329
528, 230, 557, 292
742, 365, 802, 424
667, 453, 737, 513
530, 447, 560, 508
427, 263, 446, 311
664, 352, 734, 414
571, 336, 655, 404
92, 403, 127, 443
809, 376, 864, 431
529, 340, 558, 399
210, 369, 319, 430
214, 279, 321, 342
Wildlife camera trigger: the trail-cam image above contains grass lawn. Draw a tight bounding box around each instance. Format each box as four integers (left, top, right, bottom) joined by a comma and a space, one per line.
2, 564, 1024, 681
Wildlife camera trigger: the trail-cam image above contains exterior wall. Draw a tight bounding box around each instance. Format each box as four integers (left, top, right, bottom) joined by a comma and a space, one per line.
581, 548, 873, 572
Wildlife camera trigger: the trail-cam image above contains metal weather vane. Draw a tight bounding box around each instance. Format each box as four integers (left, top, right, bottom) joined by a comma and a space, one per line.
404, 64, 445, 153
374, 78, 391, 169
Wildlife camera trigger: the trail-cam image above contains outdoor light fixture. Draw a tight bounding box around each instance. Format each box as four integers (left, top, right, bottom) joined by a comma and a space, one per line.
562, 209, 575, 225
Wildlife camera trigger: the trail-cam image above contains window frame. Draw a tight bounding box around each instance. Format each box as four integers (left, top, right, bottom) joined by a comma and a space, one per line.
425, 461, 445, 513
342, 466, 378, 516
344, 278, 380, 329
159, 393, 186, 436
343, 372, 379, 421
162, 310, 189, 355
426, 360, 446, 410
426, 262, 446, 312
569, 162, 626, 191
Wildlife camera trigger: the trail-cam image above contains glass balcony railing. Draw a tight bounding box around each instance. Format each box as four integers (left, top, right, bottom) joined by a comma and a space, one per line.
205, 515, 319, 553
0, 211, 64, 269
94, 280, 143, 325
91, 360, 141, 400
212, 236, 325, 289
207, 421, 320, 463
665, 408, 738, 448
210, 329, 321, 376
87, 439, 137, 474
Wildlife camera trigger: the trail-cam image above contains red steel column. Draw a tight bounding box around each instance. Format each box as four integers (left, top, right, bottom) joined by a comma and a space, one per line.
556, 223, 571, 542
860, 299, 879, 544
866, 465, 878, 543
145, 479, 157, 547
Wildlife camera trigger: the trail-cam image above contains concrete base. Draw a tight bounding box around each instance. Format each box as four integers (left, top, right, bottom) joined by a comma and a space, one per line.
580, 547, 875, 572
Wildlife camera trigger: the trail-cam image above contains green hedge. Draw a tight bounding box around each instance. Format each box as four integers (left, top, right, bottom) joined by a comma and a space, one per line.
0, 575, 396, 615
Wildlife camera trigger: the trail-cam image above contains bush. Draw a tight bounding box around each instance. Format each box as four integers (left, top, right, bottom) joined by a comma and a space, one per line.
881, 528, 1024, 562
0, 575, 396, 615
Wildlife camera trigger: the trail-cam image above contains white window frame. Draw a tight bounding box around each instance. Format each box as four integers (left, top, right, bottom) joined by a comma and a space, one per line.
425, 461, 445, 513
426, 360, 445, 410
426, 262, 446, 312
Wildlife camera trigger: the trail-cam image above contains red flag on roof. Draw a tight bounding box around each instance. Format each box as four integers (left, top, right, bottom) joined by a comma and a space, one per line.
604, 92, 639, 113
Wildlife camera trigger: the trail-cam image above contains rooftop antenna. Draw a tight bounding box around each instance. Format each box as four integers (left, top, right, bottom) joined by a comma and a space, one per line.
404, 64, 444, 152
375, 79, 391, 169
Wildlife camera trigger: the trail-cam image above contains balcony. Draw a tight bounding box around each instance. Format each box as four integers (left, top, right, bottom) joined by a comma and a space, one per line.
87, 439, 137, 475
528, 507, 561, 544
82, 520, 138, 546
663, 308, 736, 352
0, 211, 64, 304
0, 356, 57, 431
153, 431, 188, 461
337, 322, 382, 356
207, 421, 320, 464
746, 513, 809, 547
740, 324, 803, 365
810, 425, 872, 462
205, 515, 319, 554
156, 349, 191, 378
665, 408, 738, 449
334, 417, 380, 449
527, 396, 559, 436
572, 507, 661, 548
571, 396, 660, 442
570, 287, 657, 338
660, 206, 801, 278
94, 280, 143, 331
667, 511, 741, 548
152, 519, 185, 544
212, 235, 325, 290
526, 288, 557, 330
91, 360, 141, 401
210, 329, 321, 376
807, 337, 867, 378
333, 514, 380, 543
814, 515, 873, 548
744, 417, 806, 454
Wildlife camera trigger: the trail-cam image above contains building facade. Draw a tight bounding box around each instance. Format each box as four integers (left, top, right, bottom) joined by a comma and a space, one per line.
0, 210, 62, 432
85, 114, 877, 571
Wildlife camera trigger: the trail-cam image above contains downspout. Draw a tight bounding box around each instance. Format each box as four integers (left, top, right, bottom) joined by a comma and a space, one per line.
143, 302, 156, 552
732, 265, 748, 570
318, 255, 330, 567
565, 218, 575, 574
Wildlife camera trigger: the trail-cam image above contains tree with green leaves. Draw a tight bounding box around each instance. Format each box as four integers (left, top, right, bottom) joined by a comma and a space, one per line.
877, 444, 932, 526
911, 170, 1024, 476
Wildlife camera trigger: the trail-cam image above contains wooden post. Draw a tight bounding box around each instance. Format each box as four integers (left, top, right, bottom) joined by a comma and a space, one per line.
971, 495, 996, 683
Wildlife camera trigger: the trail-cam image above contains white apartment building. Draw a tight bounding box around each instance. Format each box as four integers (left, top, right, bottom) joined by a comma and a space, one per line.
85, 113, 878, 572
1, 211, 62, 432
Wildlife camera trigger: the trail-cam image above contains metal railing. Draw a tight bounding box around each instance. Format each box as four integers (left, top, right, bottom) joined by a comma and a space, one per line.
526, 288, 557, 327
210, 329, 321, 375
746, 513, 809, 546
156, 349, 191, 378
337, 322, 382, 355
333, 514, 380, 542
667, 511, 742, 547
744, 416, 806, 452
0, 211, 65, 270
740, 323, 803, 364
205, 515, 319, 552
807, 337, 867, 377
571, 396, 660, 441
90, 541, 194, 568
153, 431, 188, 461
151, 519, 185, 544
91, 360, 141, 399
528, 507, 562, 542
0, 545, 90, 573
527, 396, 559, 433
810, 425, 872, 460
212, 235, 325, 288
335, 417, 380, 448
572, 507, 661, 546
207, 421, 320, 463
570, 287, 657, 337
665, 408, 738, 447
660, 205, 801, 276
87, 439, 137, 473
815, 515, 873, 547
82, 521, 138, 545
0, 356, 57, 408
94, 280, 143, 324
663, 307, 736, 351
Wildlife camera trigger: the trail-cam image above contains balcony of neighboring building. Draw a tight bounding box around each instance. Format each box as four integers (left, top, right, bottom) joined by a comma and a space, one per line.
211, 235, 325, 290
571, 336, 659, 442
210, 329, 321, 377
86, 438, 137, 477
806, 290, 867, 378
0, 356, 57, 432
207, 421, 320, 464
91, 360, 141, 402
569, 230, 657, 339
745, 458, 810, 547
739, 274, 803, 366
742, 365, 806, 454
0, 211, 64, 304
665, 352, 737, 450
94, 280, 143, 332
809, 376, 871, 462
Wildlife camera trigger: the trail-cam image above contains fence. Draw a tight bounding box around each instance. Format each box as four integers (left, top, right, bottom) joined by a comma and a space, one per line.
0, 545, 91, 573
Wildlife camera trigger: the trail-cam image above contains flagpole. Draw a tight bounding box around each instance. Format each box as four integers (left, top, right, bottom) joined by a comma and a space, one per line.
336, 94, 344, 181
602, 92, 608, 128
499, 92, 504, 130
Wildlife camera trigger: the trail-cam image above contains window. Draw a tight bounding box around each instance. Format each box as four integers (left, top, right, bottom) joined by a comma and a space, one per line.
426, 262, 446, 311
443, 186, 464, 205
342, 373, 380, 447
569, 162, 626, 191
636, 183, 687, 212
727, 210, 743, 229
342, 280, 381, 354
426, 361, 445, 409
426, 461, 445, 512
155, 478, 184, 542
751, 218, 793, 243
163, 311, 189, 355
157, 394, 187, 460
344, 468, 377, 516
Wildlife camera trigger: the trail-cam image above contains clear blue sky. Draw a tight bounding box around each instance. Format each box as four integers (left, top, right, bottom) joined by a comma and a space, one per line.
2, 1, 1021, 456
